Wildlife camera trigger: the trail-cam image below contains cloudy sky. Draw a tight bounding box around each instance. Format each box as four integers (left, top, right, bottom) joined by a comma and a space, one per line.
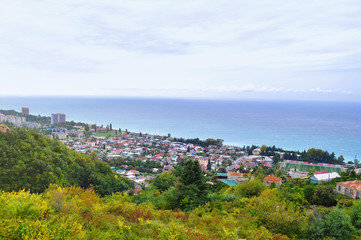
1, 0, 361, 101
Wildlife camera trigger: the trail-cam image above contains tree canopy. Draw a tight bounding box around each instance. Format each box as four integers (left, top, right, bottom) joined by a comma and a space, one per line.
0, 128, 133, 195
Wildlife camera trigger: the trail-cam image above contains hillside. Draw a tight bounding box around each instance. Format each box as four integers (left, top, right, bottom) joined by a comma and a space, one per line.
0, 127, 133, 195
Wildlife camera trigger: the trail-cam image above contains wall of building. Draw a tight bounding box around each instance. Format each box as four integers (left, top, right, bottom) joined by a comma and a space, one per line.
336, 184, 361, 199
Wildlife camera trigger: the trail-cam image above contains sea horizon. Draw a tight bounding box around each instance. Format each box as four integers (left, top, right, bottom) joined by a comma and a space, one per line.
1, 96, 360, 162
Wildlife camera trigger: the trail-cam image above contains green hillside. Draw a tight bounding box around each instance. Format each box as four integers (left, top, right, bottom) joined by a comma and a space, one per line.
285, 163, 343, 173
0, 127, 133, 195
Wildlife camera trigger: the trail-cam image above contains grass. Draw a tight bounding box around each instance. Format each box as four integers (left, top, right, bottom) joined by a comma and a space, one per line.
285, 163, 343, 173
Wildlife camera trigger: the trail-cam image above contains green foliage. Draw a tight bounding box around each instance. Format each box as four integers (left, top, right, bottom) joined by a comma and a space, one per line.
312, 184, 336, 206
178, 160, 208, 210
323, 208, 354, 240
227, 178, 266, 198
108, 157, 162, 174
302, 148, 339, 164
350, 199, 361, 228
172, 137, 223, 147
0, 128, 132, 196
153, 172, 177, 192
307, 211, 325, 240
302, 185, 315, 203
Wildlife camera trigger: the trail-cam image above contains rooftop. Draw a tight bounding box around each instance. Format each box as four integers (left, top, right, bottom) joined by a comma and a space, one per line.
264, 176, 282, 182
219, 179, 238, 186
228, 172, 243, 177
337, 180, 361, 191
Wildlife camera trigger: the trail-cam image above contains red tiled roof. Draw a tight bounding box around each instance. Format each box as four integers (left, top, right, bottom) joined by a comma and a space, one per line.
228, 172, 243, 177
264, 176, 282, 182
337, 180, 361, 191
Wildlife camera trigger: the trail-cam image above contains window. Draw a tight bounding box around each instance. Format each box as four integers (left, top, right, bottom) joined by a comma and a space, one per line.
338, 186, 341, 191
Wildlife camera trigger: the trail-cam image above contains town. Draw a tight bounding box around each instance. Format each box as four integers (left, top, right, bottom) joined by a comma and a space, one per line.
1, 107, 361, 199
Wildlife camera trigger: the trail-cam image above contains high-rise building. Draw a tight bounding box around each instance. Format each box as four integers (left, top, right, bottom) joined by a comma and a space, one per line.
51, 113, 66, 125
22, 107, 29, 116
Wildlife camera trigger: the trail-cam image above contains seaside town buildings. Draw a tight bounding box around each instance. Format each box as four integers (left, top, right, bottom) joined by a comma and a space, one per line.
51, 113, 66, 124
0, 113, 25, 127
22, 107, 29, 116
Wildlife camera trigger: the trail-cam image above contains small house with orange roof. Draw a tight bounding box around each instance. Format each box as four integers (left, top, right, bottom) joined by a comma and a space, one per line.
336, 180, 361, 199
0, 124, 9, 134
227, 172, 243, 181
263, 176, 282, 187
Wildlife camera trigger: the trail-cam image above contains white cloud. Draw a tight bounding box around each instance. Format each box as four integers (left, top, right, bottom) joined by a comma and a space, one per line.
0, 0, 360, 101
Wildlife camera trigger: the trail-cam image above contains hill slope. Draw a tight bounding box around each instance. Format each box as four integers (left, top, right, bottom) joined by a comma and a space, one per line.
0, 128, 132, 195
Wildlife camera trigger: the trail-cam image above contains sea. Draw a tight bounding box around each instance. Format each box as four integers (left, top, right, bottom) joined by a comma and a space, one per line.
1, 97, 360, 162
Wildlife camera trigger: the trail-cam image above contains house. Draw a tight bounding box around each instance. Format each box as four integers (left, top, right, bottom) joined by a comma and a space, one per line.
228, 172, 249, 184
252, 148, 262, 156
263, 176, 282, 187
314, 170, 328, 175
336, 181, 361, 199
116, 170, 126, 175
128, 170, 140, 175
0, 125, 9, 134
226, 164, 239, 172
309, 172, 340, 183
227, 172, 243, 181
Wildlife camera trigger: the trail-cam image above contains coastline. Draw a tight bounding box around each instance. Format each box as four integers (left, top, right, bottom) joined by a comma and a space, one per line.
1, 97, 360, 161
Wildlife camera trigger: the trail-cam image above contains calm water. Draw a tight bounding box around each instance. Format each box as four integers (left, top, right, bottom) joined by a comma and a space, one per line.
1, 97, 360, 161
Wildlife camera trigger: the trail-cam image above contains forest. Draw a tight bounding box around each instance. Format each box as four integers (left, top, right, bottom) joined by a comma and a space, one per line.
0, 127, 133, 196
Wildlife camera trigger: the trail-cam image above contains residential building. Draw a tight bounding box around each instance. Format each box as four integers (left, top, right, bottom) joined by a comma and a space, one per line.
22, 107, 29, 116
263, 176, 282, 187
0, 124, 9, 134
228, 172, 249, 184
309, 172, 340, 183
336, 181, 361, 199
51, 113, 66, 124
252, 148, 262, 155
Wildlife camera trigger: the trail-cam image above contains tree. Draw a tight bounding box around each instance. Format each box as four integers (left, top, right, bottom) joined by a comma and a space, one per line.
275, 169, 284, 178
260, 145, 267, 152
323, 208, 354, 240
273, 154, 280, 164
230, 178, 266, 198
308, 168, 316, 176
307, 212, 325, 240
207, 159, 212, 171
153, 172, 177, 192
218, 166, 227, 173
312, 185, 336, 206
303, 185, 315, 203
350, 200, 361, 228
178, 160, 208, 209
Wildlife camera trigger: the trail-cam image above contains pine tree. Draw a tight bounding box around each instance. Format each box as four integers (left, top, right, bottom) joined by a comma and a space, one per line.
178, 160, 208, 209
207, 159, 212, 171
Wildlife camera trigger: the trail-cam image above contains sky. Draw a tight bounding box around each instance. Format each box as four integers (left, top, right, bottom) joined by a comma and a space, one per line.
1, 0, 361, 101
